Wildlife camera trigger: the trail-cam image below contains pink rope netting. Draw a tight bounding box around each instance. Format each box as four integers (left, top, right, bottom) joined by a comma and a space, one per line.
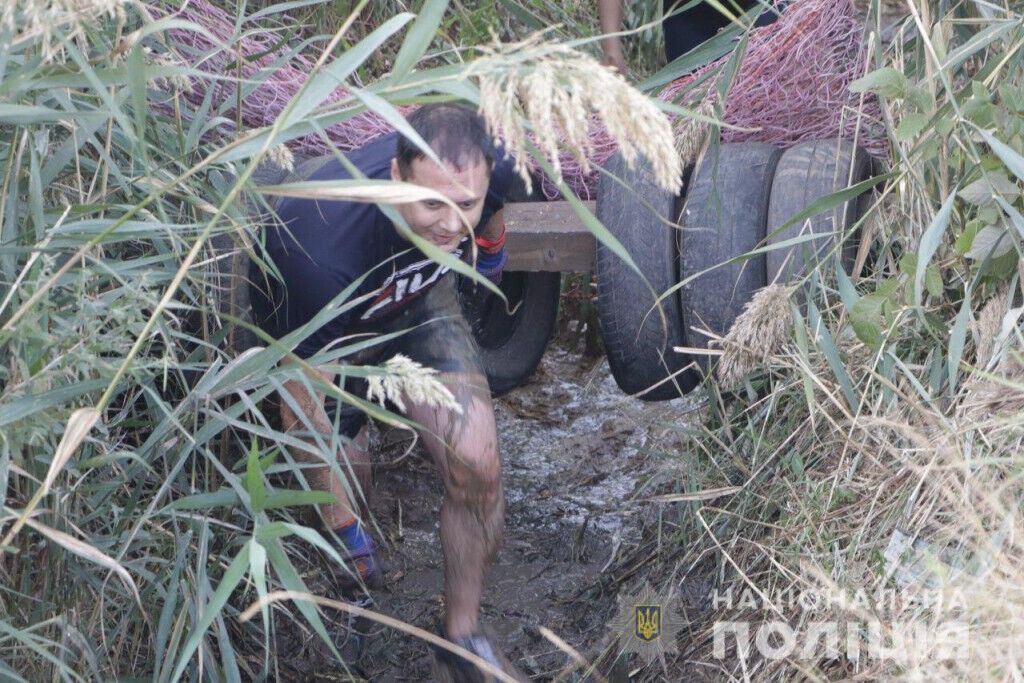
159, 0, 885, 198
159, 0, 405, 156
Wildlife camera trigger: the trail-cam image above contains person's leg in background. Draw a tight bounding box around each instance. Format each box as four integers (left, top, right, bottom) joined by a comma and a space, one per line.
278, 361, 379, 586
663, 0, 782, 63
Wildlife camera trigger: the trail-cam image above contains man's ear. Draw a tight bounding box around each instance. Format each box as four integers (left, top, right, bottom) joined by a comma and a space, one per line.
390, 158, 401, 182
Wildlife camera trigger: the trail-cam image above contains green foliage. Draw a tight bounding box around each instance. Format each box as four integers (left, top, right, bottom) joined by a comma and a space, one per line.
850, 276, 901, 349
246, 0, 665, 81
849, 65, 908, 99
0, 0, 680, 676
639, 3, 1024, 678
0, 0, 504, 678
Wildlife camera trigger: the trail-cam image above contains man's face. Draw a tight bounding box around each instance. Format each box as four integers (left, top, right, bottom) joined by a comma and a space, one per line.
390, 155, 490, 253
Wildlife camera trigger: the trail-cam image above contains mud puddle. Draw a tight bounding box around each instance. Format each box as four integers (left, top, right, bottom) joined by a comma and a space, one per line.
276, 344, 702, 680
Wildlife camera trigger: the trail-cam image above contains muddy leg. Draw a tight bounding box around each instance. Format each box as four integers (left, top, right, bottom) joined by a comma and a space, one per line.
279, 362, 372, 527
404, 373, 504, 639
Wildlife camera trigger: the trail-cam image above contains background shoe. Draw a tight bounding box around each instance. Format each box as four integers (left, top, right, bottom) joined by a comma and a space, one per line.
315, 520, 384, 594
326, 543, 383, 673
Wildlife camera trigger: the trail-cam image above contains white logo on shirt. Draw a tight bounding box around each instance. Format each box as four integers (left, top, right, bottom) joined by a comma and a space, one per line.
360, 249, 462, 320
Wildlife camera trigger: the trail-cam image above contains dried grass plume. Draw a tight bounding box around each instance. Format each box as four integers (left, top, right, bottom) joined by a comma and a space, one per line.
267, 144, 295, 173
365, 354, 462, 415
3, 0, 126, 59
972, 285, 1012, 371
466, 31, 682, 195
960, 285, 1024, 424
673, 94, 716, 167
717, 284, 795, 388
143, 46, 195, 94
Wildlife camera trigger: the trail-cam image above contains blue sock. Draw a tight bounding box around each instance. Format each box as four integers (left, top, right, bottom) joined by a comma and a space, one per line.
335, 519, 377, 578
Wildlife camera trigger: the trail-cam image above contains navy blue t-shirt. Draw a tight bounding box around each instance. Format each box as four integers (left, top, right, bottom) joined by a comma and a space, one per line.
250, 132, 514, 358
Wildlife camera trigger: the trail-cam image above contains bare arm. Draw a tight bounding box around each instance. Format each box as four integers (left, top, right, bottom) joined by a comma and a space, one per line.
598, 0, 628, 74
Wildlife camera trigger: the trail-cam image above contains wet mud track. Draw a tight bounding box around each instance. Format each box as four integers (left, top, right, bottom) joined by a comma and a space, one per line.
281, 345, 702, 680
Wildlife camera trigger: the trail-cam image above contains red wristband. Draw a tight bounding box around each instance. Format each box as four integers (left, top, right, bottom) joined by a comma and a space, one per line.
475, 222, 506, 253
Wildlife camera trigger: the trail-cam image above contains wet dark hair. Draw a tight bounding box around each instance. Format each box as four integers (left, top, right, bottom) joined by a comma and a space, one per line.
395, 103, 495, 178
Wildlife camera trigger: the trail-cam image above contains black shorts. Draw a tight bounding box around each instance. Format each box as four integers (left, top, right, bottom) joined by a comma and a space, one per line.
324, 274, 484, 437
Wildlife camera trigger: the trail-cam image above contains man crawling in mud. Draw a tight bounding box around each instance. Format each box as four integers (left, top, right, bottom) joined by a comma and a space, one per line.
250, 103, 524, 680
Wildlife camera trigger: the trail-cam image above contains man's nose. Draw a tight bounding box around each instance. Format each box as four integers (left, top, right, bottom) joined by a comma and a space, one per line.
439, 208, 463, 235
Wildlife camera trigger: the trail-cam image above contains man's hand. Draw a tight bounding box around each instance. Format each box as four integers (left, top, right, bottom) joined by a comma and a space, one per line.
478, 208, 505, 243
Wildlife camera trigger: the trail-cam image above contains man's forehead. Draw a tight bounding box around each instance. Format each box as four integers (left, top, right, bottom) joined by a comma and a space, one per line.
408, 155, 489, 194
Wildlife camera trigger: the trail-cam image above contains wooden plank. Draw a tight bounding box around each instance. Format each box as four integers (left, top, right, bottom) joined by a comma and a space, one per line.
503, 201, 596, 272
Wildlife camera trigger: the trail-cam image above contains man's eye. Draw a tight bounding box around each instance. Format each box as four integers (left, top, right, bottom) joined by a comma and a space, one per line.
459, 201, 476, 209
424, 200, 442, 209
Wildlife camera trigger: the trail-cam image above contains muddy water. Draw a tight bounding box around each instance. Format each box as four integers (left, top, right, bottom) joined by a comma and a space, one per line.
330, 346, 703, 681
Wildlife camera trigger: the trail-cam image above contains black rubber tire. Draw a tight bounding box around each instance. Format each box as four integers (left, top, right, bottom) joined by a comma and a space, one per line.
766, 140, 871, 284
679, 143, 782, 377
458, 173, 560, 397
460, 270, 561, 397
595, 153, 698, 400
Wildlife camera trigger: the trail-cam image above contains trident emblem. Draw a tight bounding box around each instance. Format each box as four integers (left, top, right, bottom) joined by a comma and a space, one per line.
635, 605, 662, 642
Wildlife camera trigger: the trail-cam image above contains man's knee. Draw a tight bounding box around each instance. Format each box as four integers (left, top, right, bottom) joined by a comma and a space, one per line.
442, 441, 502, 507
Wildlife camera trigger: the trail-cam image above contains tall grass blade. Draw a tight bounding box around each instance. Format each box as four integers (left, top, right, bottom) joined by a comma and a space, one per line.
0, 621, 74, 681
281, 13, 413, 129
0, 659, 27, 683
1, 408, 100, 548
0, 104, 84, 124
979, 129, 1024, 182
20, 516, 141, 608
61, 38, 137, 146
247, 0, 328, 21
835, 256, 858, 311
808, 295, 857, 410
262, 537, 345, 662
948, 290, 972, 392
347, 87, 441, 166
169, 544, 250, 682
913, 191, 956, 306
391, 0, 449, 81
154, 530, 192, 671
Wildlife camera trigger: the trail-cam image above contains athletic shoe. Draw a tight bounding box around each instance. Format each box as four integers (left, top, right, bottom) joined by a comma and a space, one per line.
432, 629, 527, 682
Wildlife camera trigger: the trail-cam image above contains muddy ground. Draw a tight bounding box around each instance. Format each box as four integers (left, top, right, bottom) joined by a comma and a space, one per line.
272, 341, 706, 681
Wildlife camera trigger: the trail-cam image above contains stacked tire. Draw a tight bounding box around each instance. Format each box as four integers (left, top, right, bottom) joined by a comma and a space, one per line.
457, 174, 560, 397
595, 139, 874, 399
